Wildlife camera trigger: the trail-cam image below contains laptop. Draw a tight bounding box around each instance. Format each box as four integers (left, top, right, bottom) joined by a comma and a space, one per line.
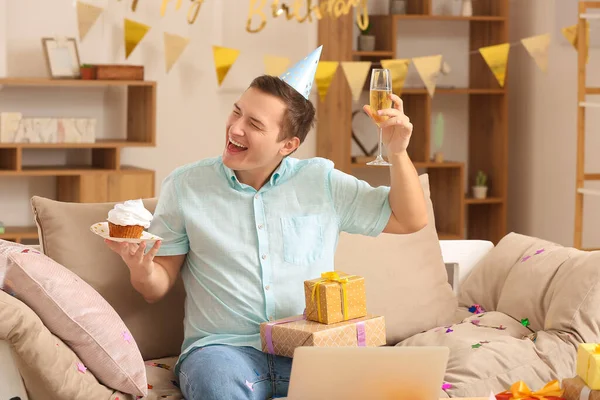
286, 346, 449, 400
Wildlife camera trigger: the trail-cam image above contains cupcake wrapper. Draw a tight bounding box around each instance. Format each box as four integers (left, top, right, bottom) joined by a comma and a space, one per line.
108, 222, 144, 239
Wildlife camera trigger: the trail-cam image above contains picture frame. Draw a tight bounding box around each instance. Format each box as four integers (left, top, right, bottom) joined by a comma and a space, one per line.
41, 37, 82, 79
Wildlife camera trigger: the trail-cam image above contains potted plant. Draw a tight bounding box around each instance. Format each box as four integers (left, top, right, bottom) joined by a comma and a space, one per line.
472, 170, 488, 199
432, 112, 444, 162
357, 21, 375, 52
80, 64, 97, 80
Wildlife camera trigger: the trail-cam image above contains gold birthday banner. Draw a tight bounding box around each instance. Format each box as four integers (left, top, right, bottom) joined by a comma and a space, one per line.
78, 1, 590, 96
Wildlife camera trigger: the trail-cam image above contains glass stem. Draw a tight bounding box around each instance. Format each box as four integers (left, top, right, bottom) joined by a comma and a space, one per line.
378, 126, 383, 158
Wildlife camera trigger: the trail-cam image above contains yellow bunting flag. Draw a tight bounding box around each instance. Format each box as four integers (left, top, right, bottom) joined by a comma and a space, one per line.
124, 19, 151, 59
479, 43, 510, 87
412, 55, 442, 97
341, 61, 371, 102
212, 46, 241, 86
562, 22, 590, 63
164, 32, 190, 73
315, 61, 339, 102
77, 1, 103, 41
264, 55, 291, 77
521, 34, 550, 73
380, 59, 411, 95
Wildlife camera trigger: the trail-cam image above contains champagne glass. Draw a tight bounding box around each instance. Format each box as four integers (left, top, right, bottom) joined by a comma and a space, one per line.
367, 68, 393, 166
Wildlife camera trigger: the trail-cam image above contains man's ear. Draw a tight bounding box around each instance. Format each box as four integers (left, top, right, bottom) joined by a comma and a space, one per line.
280, 136, 300, 156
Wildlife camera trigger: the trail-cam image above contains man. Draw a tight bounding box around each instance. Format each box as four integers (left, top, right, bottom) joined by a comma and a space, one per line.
105, 47, 427, 400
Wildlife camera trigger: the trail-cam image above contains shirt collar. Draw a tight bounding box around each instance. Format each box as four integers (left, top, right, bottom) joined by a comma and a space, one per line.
222, 157, 288, 190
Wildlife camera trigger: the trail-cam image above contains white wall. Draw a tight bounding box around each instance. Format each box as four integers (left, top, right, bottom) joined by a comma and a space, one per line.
0, 0, 5, 78
508, 0, 600, 248
0, 0, 317, 227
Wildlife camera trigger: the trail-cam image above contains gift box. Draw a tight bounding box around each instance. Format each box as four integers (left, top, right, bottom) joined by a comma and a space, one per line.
495, 380, 564, 400
563, 376, 600, 400
578, 344, 600, 390
304, 271, 367, 324
260, 314, 385, 358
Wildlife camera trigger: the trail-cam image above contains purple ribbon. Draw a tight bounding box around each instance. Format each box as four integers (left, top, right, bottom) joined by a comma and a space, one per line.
265, 315, 306, 354
356, 321, 366, 347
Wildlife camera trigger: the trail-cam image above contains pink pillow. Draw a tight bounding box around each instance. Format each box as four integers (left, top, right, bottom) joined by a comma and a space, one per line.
4, 251, 148, 396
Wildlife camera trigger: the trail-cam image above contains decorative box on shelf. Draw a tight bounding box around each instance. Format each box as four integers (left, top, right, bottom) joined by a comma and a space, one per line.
95, 64, 144, 81
0, 112, 96, 143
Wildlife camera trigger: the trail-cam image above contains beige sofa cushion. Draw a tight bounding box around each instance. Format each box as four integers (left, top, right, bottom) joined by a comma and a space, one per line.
31, 196, 186, 361
5, 251, 147, 396
334, 174, 457, 344
398, 311, 576, 398
0, 289, 128, 400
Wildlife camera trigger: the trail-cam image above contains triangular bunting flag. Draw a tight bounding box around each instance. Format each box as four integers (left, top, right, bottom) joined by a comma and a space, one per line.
561, 22, 589, 63
264, 55, 291, 77
341, 61, 371, 102
164, 32, 190, 73
315, 61, 339, 102
479, 43, 510, 87
380, 59, 411, 95
521, 34, 550, 73
124, 18, 151, 59
77, 1, 103, 41
412, 55, 442, 97
212, 46, 240, 86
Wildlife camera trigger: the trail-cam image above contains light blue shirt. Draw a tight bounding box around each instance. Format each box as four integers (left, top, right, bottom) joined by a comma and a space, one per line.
148, 156, 391, 372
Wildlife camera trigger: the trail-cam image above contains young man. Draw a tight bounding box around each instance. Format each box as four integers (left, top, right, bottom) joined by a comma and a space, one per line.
105, 49, 427, 400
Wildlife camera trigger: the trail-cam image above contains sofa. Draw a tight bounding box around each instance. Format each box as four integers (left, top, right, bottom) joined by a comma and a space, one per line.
1, 174, 599, 400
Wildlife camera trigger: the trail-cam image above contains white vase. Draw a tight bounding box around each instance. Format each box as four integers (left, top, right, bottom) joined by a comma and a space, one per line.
358, 35, 376, 52
461, 0, 473, 16
472, 186, 488, 199
390, 0, 407, 15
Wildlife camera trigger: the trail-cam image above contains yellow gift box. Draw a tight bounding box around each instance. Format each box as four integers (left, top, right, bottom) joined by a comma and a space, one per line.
304, 271, 367, 325
577, 343, 600, 390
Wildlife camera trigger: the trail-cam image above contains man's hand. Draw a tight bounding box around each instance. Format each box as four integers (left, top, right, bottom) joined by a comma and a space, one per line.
363, 93, 413, 155
105, 239, 161, 283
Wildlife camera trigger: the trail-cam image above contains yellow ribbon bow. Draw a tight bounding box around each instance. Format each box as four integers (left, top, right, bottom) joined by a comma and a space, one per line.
500, 380, 563, 400
311, 272, 352, 323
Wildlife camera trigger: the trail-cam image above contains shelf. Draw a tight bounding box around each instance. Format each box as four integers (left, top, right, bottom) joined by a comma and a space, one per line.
586, 88, 600, 95
584, 173, 600, 180
465, 197, 503, 205
438, 232, 463, 240
371, 14, 506, 21
0, 78, 155, 87
351, 157, 463, 168
0, 139, 153, 149
401, 88, 505, 95
0, 165, 153, 176
0, 226, 38, 242
352, 50, 395, 57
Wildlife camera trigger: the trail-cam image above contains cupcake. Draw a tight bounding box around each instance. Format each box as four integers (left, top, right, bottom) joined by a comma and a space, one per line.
107, 199, 153, 239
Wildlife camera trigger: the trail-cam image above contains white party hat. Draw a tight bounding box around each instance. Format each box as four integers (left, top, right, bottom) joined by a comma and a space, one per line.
279, 45, 323, 100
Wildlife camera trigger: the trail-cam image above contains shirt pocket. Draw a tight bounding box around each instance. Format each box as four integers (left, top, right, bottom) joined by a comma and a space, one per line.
280, 214, 324, 266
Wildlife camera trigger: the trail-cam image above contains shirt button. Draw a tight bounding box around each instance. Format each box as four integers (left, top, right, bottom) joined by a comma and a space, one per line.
255, 194, 259, 199
268, 316, 274, 321
262, 254, 267, 260
258, 224, 264, 229
265, 285, 270, 290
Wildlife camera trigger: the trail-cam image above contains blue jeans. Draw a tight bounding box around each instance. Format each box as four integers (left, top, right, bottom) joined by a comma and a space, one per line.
178, 345, 293, 400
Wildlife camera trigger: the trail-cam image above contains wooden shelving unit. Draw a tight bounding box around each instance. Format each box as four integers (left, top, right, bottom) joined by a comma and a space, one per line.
317, 0, 509, 243
0, 78, 157, 243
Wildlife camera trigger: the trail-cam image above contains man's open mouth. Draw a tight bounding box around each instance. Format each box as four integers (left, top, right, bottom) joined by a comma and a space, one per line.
227, 138, 248, 153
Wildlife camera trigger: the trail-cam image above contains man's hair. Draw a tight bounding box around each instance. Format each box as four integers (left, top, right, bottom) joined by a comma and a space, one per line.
248, 75, 316, 144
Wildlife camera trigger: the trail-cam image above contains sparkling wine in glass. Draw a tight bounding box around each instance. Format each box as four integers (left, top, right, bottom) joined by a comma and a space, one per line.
367, 68, 393, 166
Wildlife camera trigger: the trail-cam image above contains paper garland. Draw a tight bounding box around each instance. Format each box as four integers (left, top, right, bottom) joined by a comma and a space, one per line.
479, 43, 510, 87
124, 18, 151, 59
380, 59, 410, 96
212, 45, 241, 86
521, 34, 550, 73
412, 55, 443, 97
76, 1, 103, 41
264, 55, 291, 77
314, 61, 339, 102
341, 61, 372, 102
164, 32, 190, 73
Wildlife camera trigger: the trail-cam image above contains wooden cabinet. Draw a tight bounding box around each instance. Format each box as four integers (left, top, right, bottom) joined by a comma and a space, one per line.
0, 78, 156, 243
317, 0, 509, 243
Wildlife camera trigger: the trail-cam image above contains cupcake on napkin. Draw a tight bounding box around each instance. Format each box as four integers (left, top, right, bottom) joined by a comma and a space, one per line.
107, 199, 153, 239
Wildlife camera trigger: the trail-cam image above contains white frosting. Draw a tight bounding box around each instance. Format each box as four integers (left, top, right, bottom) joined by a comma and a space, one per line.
107, 199, 153, 228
